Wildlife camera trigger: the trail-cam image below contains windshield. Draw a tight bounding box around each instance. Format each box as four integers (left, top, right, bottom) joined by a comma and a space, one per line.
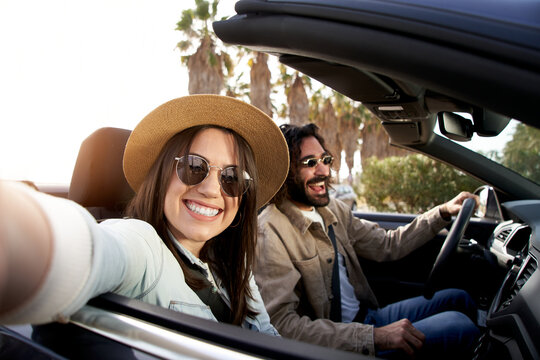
444, 119, 540, 186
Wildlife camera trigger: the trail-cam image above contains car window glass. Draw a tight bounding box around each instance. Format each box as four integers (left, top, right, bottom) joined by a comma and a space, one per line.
443, 119, 540, 186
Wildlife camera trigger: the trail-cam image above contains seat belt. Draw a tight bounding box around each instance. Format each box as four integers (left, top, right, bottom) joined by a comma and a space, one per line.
328, 225, 342, 322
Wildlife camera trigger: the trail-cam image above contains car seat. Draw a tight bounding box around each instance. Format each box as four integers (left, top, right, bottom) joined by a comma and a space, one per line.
68, 127, 135, 220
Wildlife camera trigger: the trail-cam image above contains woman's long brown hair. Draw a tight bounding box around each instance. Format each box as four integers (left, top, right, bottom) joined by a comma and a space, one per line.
125, 125, 259, 325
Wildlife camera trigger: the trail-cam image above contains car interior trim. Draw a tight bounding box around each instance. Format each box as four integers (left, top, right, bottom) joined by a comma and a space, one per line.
71, 305, 262, 360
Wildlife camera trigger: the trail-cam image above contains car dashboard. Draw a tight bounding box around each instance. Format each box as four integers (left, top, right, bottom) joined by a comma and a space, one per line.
482, 200, 540, 359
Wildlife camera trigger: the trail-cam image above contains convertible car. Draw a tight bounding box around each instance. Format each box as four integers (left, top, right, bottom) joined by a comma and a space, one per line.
212, 0, 540, 358
2, 0, 539, 359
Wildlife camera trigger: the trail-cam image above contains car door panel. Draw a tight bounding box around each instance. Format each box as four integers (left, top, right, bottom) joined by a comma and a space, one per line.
354, 211, 499, 306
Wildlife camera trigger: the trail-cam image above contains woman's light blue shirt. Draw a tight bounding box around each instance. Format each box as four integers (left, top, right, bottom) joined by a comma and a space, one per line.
90, 217, 279, 335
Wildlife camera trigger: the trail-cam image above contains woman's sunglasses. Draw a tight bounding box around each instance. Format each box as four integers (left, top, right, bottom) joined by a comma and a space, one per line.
175, 155, 252, 197
300, 155, 334, 168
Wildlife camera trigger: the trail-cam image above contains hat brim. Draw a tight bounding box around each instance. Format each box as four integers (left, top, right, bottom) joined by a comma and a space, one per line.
123, 95, 289, 209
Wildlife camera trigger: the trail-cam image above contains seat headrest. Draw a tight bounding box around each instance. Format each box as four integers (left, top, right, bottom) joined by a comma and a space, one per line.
68, 127, 135, 215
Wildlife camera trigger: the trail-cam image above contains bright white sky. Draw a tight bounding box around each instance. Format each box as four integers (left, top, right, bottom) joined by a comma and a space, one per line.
0, 0, 511, 186
0, 0, 236, 185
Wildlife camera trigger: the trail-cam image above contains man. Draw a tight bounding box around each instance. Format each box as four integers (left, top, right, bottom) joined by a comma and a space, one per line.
254, 123, 480, 358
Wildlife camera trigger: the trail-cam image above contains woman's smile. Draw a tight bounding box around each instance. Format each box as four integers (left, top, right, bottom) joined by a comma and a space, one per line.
184, 199, 221, 218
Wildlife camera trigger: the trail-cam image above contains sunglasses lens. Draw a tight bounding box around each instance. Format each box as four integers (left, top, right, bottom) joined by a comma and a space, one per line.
306, 159, 318, 167
323, 156, 333, 165
219, 167, 240, 196
177, 155, 208, 185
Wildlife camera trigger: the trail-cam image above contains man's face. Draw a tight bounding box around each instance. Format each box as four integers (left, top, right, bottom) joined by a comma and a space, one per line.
288, 136, 332, 210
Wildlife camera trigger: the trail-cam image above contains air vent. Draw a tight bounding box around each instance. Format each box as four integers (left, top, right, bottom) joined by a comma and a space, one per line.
498, 255, 537, 311
521, 257, 537, 281
496, 228, 512, 242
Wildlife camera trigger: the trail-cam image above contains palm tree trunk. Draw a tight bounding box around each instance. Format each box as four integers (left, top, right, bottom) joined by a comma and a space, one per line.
316, 99, 342, 180
360, 118, 409, 168
250, 52, 273, 117
340, 118, 359, 182
287, 75, 309, 125
187, 35, 224, 94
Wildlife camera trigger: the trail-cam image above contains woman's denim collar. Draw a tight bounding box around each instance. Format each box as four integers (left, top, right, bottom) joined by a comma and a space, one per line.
167, 229, 209, 274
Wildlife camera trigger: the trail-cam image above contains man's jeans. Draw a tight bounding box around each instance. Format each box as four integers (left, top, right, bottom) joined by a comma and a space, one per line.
363, 288, 481, 359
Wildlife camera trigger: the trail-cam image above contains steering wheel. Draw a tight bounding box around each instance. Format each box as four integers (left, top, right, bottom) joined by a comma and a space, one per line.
424, 197, 476, 299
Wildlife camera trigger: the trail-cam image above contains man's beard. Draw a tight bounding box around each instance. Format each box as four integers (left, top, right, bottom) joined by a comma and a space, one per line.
288, 174, 330, 208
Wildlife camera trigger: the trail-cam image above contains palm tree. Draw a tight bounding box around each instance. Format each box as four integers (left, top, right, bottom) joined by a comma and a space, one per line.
314, 98, 342, 178
276, 65, 310, 125
176, 0, 232, 94
249, 52, 273, 117
360, 109, 409, 168
222, 47, 249, 99
334, 93, 362, 183
288, 75, 310, 125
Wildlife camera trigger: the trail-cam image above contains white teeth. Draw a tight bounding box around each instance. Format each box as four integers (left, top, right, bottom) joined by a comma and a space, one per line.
312, 182, 325, 187
186, 201, 219, 217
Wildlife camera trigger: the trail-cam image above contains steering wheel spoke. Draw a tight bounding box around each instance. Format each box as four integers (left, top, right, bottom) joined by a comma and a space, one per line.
424, 198, 476, 299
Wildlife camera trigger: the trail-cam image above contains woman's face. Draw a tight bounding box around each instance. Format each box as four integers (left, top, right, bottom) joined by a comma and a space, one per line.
164, 128, 241, 257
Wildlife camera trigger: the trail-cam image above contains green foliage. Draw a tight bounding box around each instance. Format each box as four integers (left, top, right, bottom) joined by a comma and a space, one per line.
275, 65, 313, 99
211, 1, 219, 18
333, 91, 363, 125
176, 9, 194, 32
502, 123, 540, 183
176, 40, 192, 52
360, 154, 481, 213
223, 71, 250, 99
222, 52, 233, 74
302, 74, 313, 89
194, 0, 211, 21
277, 64, 293, 85
277, 103, 288, 118
208, 51, 217, 67
180, 55, 190, 66
176, 0, 220, 42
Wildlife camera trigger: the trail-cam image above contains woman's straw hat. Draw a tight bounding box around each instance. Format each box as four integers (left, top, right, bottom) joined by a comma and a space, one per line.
123, 94, 289, 209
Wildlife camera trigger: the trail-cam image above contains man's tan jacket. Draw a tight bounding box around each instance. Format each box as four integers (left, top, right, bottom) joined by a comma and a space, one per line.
254, 198, 449, 355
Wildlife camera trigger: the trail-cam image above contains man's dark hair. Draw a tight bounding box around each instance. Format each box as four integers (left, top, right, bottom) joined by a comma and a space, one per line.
270, 123, 331, 204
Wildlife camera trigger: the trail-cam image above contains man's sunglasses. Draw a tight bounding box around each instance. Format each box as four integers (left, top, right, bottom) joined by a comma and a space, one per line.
300, 155, 334, 168
175, 155, 252, 197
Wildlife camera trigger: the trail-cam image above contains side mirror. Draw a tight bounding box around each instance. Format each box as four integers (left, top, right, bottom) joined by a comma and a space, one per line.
474, 185, 503, 221
438, 112, 473, 141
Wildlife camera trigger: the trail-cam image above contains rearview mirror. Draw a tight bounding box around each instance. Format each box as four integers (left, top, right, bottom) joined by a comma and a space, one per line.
438, 112, 473, 141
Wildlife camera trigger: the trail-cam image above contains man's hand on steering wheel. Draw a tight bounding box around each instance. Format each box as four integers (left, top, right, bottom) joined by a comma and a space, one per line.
439, 192, 479, 220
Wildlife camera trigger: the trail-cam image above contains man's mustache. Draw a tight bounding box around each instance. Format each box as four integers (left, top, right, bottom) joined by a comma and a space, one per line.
307, 176, 329, 186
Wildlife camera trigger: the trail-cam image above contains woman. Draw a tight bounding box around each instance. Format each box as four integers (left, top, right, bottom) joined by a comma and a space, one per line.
0, 95, 289, 334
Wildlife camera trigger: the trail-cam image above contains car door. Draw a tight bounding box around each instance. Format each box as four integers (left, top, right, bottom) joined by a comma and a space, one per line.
354, 210, 501, 307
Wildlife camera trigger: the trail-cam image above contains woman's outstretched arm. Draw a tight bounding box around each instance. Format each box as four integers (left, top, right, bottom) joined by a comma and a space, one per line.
0, 181, 53, 315
0, 181, 98, 325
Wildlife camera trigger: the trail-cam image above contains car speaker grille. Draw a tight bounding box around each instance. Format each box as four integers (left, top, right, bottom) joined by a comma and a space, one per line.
498, 255, 537, 311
